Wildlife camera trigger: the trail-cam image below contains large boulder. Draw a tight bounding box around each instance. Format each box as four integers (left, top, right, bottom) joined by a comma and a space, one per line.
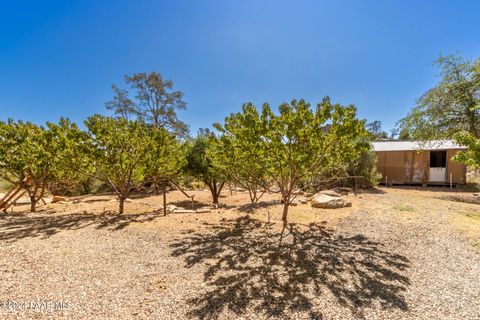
311, 194, 352, 209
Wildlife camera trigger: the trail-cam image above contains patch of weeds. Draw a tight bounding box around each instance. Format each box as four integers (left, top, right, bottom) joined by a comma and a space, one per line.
464, 212, 480, 221
392, 205, 415, 212
442, 195, 480, 205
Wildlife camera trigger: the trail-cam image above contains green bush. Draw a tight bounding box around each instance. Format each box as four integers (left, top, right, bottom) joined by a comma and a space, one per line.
348, 150, 382, 188
0, 180, 13, 192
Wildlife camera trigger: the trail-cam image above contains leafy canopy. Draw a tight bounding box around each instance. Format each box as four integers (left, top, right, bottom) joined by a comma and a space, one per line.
213, 104, 270, 203
106, 72, 189, 137
184, 130, 226, 204
84, 115, 184, 213
215, 98, 369, 224
0, 119, 83, 211
396, 54, 480, 140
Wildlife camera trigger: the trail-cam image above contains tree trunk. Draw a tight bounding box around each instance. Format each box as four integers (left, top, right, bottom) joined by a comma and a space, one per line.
206, 181, 225, 205
212, 191, 219, 204
30, 195, 36, 213
206, 181, 219, 204
212, 182, 218, 204
248, 186, 256, 204
281, 201, 289, 229
119, 197, 125, 214
467, 105, 479, 138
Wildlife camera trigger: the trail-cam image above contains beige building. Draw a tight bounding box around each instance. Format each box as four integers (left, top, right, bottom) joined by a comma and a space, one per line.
372, 140, 467, 185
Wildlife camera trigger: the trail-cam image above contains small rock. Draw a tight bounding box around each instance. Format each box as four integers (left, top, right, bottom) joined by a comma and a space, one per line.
166, 204, 177, 211
57, 200, 73, 205
296, 197, 308, 204
52, 196, 67, 203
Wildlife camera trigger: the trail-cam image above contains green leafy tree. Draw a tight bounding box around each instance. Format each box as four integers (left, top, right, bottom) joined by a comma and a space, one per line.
0, 120, 74, 212
366, 120, 388, 139
84, 115, 152, 214
396, 54, 480, 139
144, 128, 186, 188
346, 149, 382, 187
105, 85, 135, 120
106, 72, 189, 137
452, 131, 480, 168
185, 130, 226, 205
215, 98, 368, 227
212, 104, 270, 203
44, 118, 94, 195
144, 128, 186, 214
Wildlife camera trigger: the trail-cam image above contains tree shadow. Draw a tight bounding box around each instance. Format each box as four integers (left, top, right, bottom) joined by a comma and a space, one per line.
236, 200, 280, 213
356, 187, 387, 194
170, 199, 212, 209
170, 216, 410, 319
0, 211, 161, 242
439, 194, 480, 205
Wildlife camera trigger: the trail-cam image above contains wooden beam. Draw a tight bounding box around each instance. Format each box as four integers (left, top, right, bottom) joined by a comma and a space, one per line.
1, 188, 26, 212
0, 186, 24, 210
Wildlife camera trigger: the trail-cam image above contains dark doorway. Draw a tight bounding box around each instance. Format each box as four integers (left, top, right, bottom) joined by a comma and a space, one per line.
430, 151, 447, 168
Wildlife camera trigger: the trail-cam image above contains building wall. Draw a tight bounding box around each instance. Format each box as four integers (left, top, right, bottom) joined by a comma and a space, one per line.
375, 149, 466, 184
446, 150, 466, 184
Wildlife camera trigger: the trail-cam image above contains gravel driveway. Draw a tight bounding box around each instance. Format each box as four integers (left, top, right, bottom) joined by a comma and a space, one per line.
0, 188, 478, 319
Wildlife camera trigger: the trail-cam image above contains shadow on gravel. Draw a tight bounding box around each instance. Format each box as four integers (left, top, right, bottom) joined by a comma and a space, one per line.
0, 212, 161, 241
236, 200, 280, 213
170, 199, 212, 209
171, 216, 410, 319
440, 194, 480, 205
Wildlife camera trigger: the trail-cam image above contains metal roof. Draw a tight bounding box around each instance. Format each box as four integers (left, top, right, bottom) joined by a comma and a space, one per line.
371, 140, 467, 152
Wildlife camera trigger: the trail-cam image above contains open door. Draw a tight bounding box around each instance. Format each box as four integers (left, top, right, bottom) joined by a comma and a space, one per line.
429, 151, 447, 182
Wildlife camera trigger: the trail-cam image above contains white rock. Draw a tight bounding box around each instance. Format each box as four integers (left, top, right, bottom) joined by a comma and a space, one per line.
174, 209, 196, 214
296, 197, 308, 204
311, 194, 352, 209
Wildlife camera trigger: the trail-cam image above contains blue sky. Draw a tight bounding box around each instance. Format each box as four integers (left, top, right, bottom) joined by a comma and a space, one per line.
1, 0, 479, 134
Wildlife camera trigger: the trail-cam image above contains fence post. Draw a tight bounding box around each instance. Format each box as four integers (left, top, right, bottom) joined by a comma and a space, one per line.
163, 180, 167, 216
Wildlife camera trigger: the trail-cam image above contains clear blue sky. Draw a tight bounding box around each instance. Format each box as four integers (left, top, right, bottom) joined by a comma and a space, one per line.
1, 0, 479, 134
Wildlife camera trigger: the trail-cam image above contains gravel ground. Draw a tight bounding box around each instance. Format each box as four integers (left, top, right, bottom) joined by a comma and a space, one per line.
0, 187, 479, 319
